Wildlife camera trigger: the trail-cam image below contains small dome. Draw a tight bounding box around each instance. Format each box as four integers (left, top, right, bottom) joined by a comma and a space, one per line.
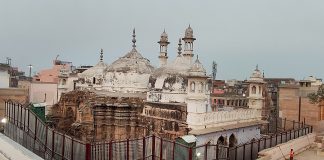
249, 65, 264, 82
79, 61, 107, 79
185, 25, 194, 38
189, 57, 206, 76
159, 30, 168, 43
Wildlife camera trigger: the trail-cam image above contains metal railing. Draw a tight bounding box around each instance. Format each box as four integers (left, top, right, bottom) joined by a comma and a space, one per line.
4, 100, 312, 160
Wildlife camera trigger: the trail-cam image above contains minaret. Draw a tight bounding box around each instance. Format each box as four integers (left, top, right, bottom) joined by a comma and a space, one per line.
247, 65, 266, 119
132, 28, 136, 49
182, 25, 196, 64
177, 38, 182, 56
100, 48, 104, 62
158, 30, 170, 67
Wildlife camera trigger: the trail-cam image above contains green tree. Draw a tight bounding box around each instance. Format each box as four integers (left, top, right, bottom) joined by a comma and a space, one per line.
308, 85, 324, 104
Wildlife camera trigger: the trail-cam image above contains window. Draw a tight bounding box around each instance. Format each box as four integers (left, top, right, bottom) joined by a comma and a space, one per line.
252, 86, 256, 94
259, 86, 261, 94
199, 82, 204, 93
190, 82, 195, 92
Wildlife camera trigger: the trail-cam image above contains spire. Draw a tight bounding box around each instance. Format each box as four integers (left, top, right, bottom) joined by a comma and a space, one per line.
100, 49, 103, 61
132, 28, 136, 49
177, 38, 182, 56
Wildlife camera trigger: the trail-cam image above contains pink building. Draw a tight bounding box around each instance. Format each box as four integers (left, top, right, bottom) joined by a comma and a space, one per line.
34, 60, 72, 83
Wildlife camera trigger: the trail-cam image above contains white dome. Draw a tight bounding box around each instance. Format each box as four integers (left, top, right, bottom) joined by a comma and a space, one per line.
106, 48, 154, 74
79, 61, 107, 79
189, 57, 206, 77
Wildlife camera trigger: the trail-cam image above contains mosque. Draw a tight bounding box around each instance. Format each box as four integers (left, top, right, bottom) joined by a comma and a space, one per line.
54, 26, 267, 146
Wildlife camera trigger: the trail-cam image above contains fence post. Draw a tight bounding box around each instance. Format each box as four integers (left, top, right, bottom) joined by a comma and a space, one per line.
204, 144, 207, 160
188, 147, 193, 160
250, 142, 253, 160
284, 118, 286, 131
109, 141, 112, 160
243, 144, 245, 160
71, 138, 74, 160
269, 136, 272, 147
44, 126, 48, 155
234, 146, 237, 160
216, 145, 219, 160
160, 138, 163, 160
85, 143, 91, 160
62, 135, 65, 160
292, 120, 295, 130
52, 130, 55, 159
172, 141, 175, 160
257, 139, 260, 152
126, 139, 129, 160
34, 117, 37, 152
143, 137, 146, 159
226, 146, 230, 160
264, 137, 266, 149
152, 135, 155, 160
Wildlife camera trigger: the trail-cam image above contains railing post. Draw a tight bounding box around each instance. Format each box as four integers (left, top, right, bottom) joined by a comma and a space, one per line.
152, 135, 155, 160
143, 137, 146, 159
204, 144, 207, 160
71, 138, 74, 160
264, 137, 266, 149
226, 146, 230, 160
269, 135, 272, 147
243, 144, 246, 160
160, 138, 163, 160
109, 141, 112, 160
62, 135, 65, 160
127, 139, 129, 160
293, 120, 295, 130
234, 146, 237, 160
216, 145, 219, 160
52, 130, 55, 159
251, 142, 253, 159
188, 147, 193, 160
172, 141, 175, 160
257, 139, 260, 152
85, 143, 91, 160
45, 126, 48, 155
284, 118, 286, 131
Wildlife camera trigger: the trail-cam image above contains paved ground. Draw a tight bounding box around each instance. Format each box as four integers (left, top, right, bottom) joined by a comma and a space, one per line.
294, 147, 324, 160
0, 133, 43, 160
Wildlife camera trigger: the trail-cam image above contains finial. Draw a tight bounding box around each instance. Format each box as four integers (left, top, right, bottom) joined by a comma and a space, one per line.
177, 38, 182, 55
132, 28, 136, 48
163, 28, 166, 33
256, 64, 259, 71
263, 70, 265, 78
196, 55, 199, 60
100, 49, 103, 61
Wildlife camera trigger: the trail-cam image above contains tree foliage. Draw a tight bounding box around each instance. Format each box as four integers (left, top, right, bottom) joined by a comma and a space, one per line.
308, 85, 324, 104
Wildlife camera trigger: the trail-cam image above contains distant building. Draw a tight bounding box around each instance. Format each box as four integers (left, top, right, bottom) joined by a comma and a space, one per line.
278, 76, 324, 132
34, 59, 73, 83
0, 64, 10, 88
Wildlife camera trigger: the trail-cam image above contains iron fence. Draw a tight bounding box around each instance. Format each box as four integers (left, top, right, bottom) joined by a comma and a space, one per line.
4, 100, 312, 160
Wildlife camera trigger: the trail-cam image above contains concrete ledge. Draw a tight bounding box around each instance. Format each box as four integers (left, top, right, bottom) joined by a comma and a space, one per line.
257, 133, 315, 160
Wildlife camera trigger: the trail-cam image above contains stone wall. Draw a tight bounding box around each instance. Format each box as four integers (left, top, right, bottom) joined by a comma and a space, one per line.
187, 109, 262, 129
279, 86, 323, 132
141, 102, 188, 140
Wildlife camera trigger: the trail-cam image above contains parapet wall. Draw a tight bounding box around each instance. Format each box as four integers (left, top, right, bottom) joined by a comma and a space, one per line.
258, 133, 316, 160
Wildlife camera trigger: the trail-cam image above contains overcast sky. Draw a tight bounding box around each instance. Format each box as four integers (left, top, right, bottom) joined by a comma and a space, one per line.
1, 0, 324, 80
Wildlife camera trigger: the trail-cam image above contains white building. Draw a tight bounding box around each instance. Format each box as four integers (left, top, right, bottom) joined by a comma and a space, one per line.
0, 64, 10, 88
58, 26, 267, 147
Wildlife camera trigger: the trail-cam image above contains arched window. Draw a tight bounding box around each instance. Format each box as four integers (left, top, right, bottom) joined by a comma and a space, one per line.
252, 86, 256, 94
62, 79, 66, 85
217, 136, 226, 145
190, 82, 195, 92
229, 134, 237, 148
199, 82, 204, 93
